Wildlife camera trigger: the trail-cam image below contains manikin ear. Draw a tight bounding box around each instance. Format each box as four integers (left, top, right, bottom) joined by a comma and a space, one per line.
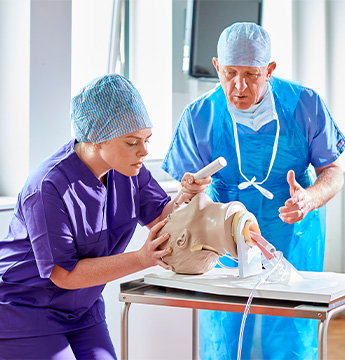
175, 229, 191, 249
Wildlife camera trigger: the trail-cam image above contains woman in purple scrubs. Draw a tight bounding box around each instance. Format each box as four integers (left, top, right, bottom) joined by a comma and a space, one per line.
0, 74, 210, 360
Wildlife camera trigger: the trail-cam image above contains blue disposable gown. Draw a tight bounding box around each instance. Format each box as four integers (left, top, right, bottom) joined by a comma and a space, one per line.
162, 77, 345, 360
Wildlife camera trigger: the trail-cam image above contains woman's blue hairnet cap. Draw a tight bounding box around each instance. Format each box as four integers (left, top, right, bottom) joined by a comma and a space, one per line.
217, 22, 271, 67
71, 74, 152, 144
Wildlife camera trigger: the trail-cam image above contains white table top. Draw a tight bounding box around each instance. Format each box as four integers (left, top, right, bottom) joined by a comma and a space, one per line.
144, 267, 345, 305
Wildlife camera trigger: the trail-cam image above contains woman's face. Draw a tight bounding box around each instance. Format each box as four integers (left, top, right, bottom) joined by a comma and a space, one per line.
98, 128, 152, 176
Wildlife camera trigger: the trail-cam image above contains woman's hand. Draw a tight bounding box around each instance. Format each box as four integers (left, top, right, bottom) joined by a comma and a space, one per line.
137, 219, 173, 270
174, 172, 212, 205
149, 171, 212, 228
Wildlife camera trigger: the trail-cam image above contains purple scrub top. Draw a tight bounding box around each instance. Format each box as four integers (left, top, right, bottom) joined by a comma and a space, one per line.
0, 139, 170, 338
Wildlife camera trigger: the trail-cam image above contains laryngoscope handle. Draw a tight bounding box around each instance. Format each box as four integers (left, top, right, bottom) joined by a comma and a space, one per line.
193, 157, 227, 180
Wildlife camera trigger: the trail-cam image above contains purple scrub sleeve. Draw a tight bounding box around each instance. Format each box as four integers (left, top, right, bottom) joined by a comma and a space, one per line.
0, 139, 170, 339
23, 185, 79, 278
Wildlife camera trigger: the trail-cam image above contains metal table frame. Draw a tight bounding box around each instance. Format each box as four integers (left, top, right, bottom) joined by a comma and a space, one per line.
119, 278, 345, 360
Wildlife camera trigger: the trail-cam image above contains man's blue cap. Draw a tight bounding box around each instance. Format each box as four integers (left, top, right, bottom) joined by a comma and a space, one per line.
217, 22, 271, 67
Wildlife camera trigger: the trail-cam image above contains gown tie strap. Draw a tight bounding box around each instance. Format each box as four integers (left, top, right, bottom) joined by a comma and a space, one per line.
238, 177, 274, 200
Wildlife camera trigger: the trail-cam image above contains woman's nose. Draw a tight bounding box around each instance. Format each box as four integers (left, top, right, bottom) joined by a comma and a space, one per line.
137, 143, 149, 157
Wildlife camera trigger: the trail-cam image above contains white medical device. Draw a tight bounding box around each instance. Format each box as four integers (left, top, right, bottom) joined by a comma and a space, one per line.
193, 157, 227, 180
235, 212, 263, 278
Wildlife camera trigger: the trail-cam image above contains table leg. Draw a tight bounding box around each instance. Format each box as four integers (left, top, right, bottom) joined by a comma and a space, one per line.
192, 309, 199, 360
318, 318, 328, 360
121, 302, 131, 360
317, 304, 345, 360
318, 306, 345, 360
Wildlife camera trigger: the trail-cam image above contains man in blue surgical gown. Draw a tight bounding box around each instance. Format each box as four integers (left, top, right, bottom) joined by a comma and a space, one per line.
162, 22, 345, 359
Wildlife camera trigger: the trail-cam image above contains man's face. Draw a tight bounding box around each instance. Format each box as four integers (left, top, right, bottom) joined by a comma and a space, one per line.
213, 58, 276, 110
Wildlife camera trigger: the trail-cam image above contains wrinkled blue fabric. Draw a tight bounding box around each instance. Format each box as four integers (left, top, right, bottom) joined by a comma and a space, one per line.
218, 22, 271, 67
162, 76, 345, 360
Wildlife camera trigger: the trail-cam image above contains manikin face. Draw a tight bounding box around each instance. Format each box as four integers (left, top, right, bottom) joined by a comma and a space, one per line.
212, 58, 276, 110
158, 193, 258, 275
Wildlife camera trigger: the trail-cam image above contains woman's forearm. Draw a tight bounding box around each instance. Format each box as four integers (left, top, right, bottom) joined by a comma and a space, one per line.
50, 251, 144, 289
50, 219, 172, 289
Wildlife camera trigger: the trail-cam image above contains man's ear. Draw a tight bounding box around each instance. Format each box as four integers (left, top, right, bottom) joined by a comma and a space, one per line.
266, 61, 276, 80
212, 57, 220, 73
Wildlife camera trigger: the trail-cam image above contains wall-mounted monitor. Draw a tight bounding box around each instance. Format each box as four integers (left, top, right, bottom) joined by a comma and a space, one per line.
183, 0, 263, 80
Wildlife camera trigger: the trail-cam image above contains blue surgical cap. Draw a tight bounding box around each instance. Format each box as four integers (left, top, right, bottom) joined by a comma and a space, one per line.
71, 74, 152, 144
217, 22, 271, 67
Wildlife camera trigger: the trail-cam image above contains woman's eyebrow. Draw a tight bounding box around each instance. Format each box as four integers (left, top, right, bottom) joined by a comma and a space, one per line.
125, 133, 152, 140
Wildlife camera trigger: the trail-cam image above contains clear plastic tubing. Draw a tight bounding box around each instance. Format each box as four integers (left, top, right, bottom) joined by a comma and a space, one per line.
237, 253, 283, 360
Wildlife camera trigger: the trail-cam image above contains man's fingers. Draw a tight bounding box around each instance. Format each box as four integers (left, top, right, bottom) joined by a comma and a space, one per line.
287, 169, 295, 185
279, 207, 304, 223
287, 169, 303, 194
